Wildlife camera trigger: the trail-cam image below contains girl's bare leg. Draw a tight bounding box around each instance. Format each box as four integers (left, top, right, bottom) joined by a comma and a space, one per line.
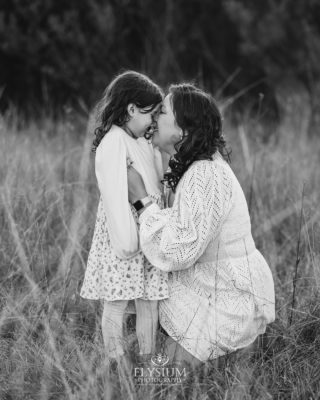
101, 302, 139, 400
135, 299, 158, 356
101, 299, 129, 358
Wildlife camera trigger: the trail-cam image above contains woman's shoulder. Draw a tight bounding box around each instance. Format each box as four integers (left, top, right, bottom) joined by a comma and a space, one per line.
176, 154, 233, 197
187, 153, 231, 178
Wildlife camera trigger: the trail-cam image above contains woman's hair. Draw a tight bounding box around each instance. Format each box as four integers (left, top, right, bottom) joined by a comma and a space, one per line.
162, 83, 231, 192
92, 71, 163, 152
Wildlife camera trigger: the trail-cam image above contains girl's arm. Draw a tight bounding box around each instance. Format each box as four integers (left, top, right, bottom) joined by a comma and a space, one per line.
160, 151, 171, 175
95, 129, 140, 259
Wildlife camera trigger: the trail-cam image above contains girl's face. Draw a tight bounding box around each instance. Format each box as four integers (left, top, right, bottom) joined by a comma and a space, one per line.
152, 94, 182, 155
126, 104, 160, 137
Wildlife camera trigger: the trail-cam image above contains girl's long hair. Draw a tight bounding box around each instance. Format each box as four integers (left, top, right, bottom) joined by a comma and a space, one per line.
92, 71, 163, 152
162, 84, 231, 192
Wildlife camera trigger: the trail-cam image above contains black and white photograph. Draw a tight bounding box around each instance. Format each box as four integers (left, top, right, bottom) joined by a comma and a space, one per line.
0, 1, 319, 399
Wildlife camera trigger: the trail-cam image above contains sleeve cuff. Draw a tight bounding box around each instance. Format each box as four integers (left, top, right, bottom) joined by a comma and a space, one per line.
138, 202, 160, 224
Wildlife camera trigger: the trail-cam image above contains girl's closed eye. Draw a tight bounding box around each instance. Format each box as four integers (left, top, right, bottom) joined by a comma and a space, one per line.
150, 106, 162, 121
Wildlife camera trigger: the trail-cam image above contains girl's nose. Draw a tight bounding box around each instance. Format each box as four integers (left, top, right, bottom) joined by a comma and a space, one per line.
152, 108, 160, 122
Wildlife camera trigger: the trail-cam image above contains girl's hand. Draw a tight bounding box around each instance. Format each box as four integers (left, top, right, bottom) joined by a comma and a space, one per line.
127, 165, 148, 204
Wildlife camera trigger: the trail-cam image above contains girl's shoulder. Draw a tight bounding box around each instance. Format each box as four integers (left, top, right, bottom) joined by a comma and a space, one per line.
105, 124, 127, 140
136, 136, 155, 154
98, 125, 128, 149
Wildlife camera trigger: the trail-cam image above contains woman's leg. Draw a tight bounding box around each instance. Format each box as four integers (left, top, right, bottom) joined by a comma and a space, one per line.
135, 299, 158, 356
101, 299, 129, 359
162, 335, 203, 368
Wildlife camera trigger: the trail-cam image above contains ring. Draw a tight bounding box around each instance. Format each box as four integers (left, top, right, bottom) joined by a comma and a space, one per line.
126, 157, 134, 168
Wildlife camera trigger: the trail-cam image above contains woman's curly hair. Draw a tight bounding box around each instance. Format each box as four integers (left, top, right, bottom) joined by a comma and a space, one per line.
162, 84, 231, 192
91, 70, 163, 152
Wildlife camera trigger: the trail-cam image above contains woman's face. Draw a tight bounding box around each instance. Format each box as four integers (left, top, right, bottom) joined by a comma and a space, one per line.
152, 94, 182, 154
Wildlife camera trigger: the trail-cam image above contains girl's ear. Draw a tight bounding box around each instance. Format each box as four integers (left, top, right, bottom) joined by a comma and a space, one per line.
127, 103, 136, 117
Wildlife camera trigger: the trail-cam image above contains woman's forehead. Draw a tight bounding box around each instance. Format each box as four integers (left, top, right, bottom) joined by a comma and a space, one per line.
163, 94, 172, 108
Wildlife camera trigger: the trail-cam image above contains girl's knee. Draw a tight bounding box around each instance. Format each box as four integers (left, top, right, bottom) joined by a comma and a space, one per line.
103, 299, 128, 314
102, 300, 129, 327
135, 299, 159, 318
135, 300, 159, 329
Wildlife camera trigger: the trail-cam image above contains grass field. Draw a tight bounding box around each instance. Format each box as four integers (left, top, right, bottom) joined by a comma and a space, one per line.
0, 107, 319, 399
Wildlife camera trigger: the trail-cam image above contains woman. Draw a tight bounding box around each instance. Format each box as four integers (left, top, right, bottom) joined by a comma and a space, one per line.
127, 83, 275, 364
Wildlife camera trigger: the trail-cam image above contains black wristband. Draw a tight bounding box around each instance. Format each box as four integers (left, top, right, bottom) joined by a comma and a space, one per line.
132, 196, 150, 211
132, 199, 145, 211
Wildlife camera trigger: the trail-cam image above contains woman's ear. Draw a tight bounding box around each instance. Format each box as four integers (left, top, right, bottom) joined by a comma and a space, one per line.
170, 130, 183, 149
176, 128, 184, 141
127, 103, 136, 117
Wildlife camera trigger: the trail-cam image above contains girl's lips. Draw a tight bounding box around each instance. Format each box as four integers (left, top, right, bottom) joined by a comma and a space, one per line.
145, 122, 159, 138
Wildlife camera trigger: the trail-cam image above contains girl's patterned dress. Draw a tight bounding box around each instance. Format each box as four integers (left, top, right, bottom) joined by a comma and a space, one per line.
80, 125, 169, 311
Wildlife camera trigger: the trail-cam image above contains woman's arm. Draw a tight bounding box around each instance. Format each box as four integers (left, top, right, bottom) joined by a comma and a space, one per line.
138, 161, 233, 272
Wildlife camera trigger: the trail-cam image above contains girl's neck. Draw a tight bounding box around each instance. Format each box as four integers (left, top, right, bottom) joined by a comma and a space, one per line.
123, 124, 138, 140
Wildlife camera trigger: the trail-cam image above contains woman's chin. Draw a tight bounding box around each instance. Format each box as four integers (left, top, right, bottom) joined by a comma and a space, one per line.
151, 133, 160, 147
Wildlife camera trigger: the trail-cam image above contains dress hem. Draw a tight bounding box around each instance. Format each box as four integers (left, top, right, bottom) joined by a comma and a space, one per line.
79, 294, 169, 301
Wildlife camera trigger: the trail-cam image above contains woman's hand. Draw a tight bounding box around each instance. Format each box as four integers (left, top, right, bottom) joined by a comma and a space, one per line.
168, 189, 175, 207
127, 164, 148, 204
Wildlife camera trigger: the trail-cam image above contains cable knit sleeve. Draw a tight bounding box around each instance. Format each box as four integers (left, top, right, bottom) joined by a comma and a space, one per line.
95, 129, 139, 259
139, 160, 233, 271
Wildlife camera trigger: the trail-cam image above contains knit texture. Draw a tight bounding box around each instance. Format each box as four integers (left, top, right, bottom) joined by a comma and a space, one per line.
139, 154, 275, 361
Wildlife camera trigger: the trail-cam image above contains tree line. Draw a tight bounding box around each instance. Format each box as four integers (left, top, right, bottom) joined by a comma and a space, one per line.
0, 0, 319, 119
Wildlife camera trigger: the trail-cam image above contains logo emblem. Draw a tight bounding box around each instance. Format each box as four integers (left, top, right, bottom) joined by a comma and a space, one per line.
151, 352, 170, 367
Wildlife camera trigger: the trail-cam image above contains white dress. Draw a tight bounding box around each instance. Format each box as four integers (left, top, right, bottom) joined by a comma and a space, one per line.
139, 152, 275, 361
80, 125, 169, 303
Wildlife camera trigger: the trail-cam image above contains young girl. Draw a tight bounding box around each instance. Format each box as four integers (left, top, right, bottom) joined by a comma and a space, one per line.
80, 71, 168, 361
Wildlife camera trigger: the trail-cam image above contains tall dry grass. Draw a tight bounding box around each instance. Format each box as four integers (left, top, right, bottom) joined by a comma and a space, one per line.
0, 106, 319, 399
